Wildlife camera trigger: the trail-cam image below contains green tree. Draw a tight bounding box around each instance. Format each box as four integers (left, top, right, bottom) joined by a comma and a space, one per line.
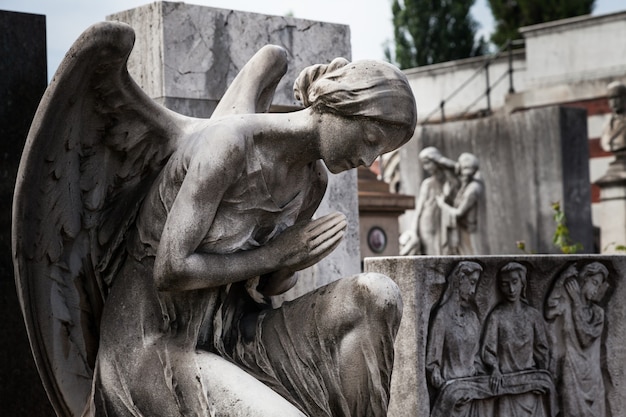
488, 0, 595, 48
390, 0, 487, 70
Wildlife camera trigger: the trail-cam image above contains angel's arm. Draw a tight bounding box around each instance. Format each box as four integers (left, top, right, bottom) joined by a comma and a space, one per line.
154, 138, 344, 292
257, 162, 329, 296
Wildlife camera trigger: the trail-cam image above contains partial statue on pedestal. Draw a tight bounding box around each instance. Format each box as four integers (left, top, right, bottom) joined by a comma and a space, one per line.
601, 81, 626, 155
12, 22, 416, 417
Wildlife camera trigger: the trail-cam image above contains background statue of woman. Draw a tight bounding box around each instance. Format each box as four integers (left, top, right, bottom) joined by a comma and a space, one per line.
426, 261, 484, 416
13, 22, 417, 417
399, 146, 456, 255
545, 262, 609, 417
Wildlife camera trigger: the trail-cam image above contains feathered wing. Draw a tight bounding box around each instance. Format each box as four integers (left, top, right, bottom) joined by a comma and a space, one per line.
13, 21, 292, 416
12, 22, 193, 417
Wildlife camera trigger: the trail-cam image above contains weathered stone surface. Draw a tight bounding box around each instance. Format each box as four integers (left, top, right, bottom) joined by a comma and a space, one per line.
108, 1, 351, 117
399, 106, 594, 254
0, 9, 52, 417
366, 255, 626, 417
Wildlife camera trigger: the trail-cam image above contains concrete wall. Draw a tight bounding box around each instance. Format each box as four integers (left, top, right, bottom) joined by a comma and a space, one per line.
405, 49, 527, 123
399, 106, 594, 254
404, 10, 626, 122
521, 11, 626, 89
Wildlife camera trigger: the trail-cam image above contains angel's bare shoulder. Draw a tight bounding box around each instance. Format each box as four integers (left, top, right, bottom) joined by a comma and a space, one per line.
176, 120, 250, 184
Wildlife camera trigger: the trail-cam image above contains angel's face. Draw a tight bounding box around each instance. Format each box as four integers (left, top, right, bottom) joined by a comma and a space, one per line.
318, 114, 404, 174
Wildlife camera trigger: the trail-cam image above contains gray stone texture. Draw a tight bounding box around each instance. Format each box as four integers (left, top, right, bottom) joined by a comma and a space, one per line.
0, 10, 52, 417
400, 106, 594, 254
108, 1, 352, 117
366, 255, 626, 417
108, 3, 361, 300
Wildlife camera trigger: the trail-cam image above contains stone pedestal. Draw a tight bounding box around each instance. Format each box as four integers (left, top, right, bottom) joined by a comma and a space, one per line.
358, 167, 414, 263
0, 10, 51, 417
596, 155, 626, 253
365, 255, 626, 417
108, 2, 360, 300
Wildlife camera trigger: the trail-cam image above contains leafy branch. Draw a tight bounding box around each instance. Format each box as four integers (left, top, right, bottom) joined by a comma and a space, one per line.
551, 201, 583, 254
516, 201, 583, 254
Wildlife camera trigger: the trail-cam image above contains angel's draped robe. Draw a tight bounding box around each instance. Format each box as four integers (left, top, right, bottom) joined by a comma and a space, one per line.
88, 133, 398, 417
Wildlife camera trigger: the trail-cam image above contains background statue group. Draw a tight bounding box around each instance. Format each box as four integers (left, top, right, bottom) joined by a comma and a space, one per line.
426, 260, 610, 417
400, 147, 485, 256
13, 22, 417, 417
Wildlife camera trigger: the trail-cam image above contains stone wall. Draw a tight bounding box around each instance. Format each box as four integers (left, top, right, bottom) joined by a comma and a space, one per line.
520, 11, 626, 90
366, 255, 626, 417
405, 49, 527, 123
399, 106, 594, 255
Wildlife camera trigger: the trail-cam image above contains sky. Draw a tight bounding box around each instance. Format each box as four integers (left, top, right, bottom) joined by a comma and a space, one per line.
2, 0, 625, 79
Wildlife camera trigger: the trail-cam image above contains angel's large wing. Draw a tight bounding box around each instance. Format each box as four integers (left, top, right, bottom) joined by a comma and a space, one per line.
13, 20, 291, 417
12, 22, 192, 416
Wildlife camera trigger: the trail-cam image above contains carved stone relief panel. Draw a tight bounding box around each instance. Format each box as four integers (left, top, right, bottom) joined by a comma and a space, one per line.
364, 255, 625, 417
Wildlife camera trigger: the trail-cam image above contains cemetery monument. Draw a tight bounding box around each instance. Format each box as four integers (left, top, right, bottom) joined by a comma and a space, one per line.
12, 21, 417, 416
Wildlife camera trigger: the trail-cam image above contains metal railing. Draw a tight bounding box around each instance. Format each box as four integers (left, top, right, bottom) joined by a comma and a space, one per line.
420, 39, 525, 124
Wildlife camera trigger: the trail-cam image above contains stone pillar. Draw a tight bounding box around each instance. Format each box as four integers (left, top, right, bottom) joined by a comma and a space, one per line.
108, 2, 359, 299
596, 155, 626, 252
0, 10, 52, 416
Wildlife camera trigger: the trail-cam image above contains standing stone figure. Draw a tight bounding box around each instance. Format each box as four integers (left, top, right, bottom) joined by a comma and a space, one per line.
481, 262, 551, 417
399, 146, 456, 255
601, 81, 626, 154
426, 261, 484, 417
436, 153, 485, 255
13, 22, 417, 417
545, 262, 609, 417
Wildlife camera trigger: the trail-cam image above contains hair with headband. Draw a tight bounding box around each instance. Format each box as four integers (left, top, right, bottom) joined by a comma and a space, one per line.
294, 57, 417, 144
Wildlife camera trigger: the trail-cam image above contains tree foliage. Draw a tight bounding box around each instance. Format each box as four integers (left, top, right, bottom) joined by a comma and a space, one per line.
488, 0, 595, 47
390, 0, 486, 70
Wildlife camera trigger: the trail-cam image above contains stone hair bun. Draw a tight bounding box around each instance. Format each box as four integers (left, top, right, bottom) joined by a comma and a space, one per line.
293, 57, 349, 107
